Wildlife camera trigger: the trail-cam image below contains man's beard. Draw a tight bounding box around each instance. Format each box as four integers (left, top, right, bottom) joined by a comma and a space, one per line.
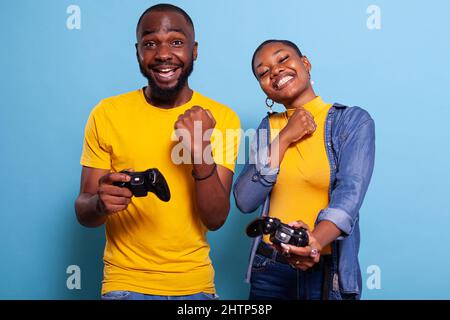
139, 59, 194, 101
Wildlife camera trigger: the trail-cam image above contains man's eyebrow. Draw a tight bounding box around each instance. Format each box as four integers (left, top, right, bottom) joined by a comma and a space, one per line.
255, 49, 285, 69
140, 29, 155, 38
140, 28, 187, 38
168, 28, 187, 36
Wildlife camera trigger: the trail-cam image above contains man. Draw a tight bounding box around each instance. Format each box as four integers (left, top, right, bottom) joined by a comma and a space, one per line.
75, 4, 240, 300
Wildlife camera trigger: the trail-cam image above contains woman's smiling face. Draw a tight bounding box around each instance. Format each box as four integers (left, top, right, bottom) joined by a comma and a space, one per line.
253, 42, 312, 106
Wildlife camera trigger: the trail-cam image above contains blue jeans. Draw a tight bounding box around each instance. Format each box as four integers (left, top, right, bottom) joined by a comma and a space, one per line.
249, 252, 327, 300
102, 291, 219, 300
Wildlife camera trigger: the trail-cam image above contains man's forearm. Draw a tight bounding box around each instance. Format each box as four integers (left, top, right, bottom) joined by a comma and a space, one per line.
193, 163, 230, 231
75, 193, 107, 228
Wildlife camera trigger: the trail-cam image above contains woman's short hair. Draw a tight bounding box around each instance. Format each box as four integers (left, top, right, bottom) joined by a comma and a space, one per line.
251, 40, 303, 78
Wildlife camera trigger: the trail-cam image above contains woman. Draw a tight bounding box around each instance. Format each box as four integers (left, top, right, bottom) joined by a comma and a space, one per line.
233, 40, 375, 300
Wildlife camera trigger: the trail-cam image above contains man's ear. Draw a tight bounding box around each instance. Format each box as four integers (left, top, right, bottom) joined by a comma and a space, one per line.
193, 42, 198, 61
135, 43, 143, 63
135, 43, 140, 59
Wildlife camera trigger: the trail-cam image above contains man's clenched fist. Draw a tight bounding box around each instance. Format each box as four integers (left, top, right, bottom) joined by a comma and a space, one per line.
174, 106, 216, 163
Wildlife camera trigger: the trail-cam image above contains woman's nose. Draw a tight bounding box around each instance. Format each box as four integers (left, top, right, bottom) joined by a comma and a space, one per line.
270, 65, 284, 79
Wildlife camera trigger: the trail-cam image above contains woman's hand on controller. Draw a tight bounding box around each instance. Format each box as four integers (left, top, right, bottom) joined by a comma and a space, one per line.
278, 220, 322, 271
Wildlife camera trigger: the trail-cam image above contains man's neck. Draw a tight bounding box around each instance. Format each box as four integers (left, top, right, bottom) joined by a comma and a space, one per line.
144, 84, 193, 109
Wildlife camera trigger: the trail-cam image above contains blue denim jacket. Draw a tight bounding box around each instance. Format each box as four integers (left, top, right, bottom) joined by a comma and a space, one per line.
233, 103, 375, 299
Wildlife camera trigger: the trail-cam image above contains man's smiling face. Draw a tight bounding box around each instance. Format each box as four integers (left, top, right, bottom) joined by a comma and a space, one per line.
136, 10, 197, 99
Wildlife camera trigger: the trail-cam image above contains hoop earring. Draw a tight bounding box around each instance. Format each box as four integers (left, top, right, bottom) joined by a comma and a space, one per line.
265, 97, 274, 114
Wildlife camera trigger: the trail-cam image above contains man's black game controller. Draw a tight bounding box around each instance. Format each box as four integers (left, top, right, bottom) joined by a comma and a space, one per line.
113, 168, 171, 202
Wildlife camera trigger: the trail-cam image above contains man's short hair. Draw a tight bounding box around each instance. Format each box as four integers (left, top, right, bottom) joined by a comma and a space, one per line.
136, 3, 195, 35
251, 40, 303, 78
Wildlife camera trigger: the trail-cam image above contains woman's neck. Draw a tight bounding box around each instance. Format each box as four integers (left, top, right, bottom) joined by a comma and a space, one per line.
284, 87, 317, 110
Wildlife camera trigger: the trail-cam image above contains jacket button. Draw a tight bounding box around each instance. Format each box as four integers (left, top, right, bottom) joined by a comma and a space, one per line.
327, 142, 332, 147
252, 175, 259, 182
332, 165, 337, 170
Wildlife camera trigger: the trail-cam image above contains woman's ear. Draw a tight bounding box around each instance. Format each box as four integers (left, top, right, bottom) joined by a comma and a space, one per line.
301, 56, 312, 73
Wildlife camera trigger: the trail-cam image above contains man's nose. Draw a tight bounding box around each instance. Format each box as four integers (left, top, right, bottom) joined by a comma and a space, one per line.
155, 44, 172, 61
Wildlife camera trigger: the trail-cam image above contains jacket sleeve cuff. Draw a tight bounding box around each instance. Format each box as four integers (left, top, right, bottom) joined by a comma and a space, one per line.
316, 207, 355, 238
254, 145, 280, 180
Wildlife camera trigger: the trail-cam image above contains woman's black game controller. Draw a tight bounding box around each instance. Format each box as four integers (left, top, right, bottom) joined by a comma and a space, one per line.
113, 168, 171, 202
246, 217, 309, 247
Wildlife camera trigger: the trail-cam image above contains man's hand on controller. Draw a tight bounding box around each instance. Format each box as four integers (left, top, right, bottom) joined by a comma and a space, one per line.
97, 170, 133, 215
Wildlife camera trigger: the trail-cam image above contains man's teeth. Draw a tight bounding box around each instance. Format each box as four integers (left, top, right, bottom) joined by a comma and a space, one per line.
277, 76, 293, 88
154, 67, 179, 79
154, 67, 178, 73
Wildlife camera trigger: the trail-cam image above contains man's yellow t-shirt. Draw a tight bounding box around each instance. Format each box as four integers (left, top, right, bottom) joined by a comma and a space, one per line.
80, 89, 241, 296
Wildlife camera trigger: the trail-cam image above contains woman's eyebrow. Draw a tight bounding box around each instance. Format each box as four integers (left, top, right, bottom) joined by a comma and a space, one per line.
272, 49, 283, 56
255, 49, 286, 68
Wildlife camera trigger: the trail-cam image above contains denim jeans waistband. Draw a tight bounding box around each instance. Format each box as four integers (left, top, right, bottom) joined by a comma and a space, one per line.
257, 241, 331, 273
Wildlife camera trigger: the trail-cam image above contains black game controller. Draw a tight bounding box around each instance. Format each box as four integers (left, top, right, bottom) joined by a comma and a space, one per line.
113, 168, 171, 202
246, 217, 309, 247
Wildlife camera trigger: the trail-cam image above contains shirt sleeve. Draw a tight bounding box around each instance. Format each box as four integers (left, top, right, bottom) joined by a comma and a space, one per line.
80, 101, 111, 170
211, 110, 241, 173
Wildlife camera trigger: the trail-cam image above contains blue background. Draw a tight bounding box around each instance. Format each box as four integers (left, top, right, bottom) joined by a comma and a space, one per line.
1, 0, 449, 299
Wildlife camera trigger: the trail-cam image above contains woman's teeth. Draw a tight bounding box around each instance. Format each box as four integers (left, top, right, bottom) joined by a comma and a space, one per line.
276, 75, 293, 89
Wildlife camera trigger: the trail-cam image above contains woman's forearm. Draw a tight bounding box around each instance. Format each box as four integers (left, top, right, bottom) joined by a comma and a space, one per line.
312, 220, 342, 250
268, 130, 291, 168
